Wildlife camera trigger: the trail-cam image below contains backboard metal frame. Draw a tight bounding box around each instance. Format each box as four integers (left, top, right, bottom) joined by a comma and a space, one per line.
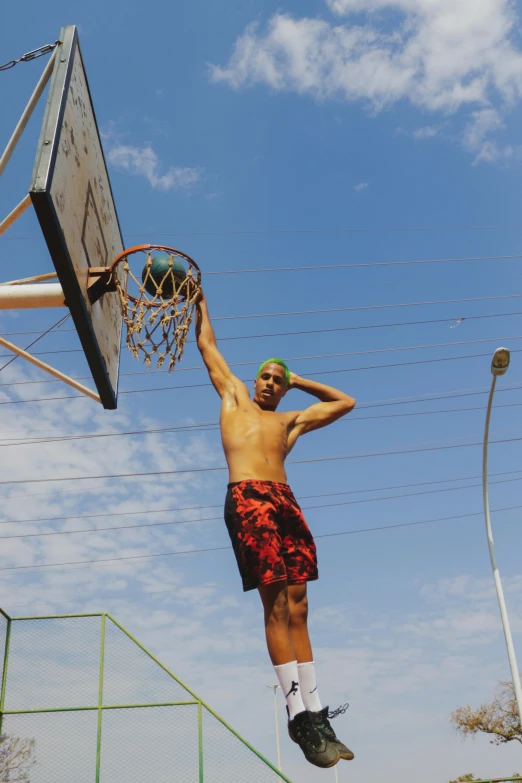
30, 25, 124, 409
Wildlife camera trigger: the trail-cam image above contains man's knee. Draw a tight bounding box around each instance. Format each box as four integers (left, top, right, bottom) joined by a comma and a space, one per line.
260, 582, 290, 625
289, 585, 308, 625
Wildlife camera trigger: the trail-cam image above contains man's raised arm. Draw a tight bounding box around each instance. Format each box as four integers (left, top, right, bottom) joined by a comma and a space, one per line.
195, 291, 238, 398
288, 373, 356, 439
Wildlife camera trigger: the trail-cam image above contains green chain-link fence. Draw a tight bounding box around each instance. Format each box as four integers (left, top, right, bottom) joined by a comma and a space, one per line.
0, 609, 292, 782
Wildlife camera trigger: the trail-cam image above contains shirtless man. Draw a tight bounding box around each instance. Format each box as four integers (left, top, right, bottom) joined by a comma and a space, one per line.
196, 291, 356, 769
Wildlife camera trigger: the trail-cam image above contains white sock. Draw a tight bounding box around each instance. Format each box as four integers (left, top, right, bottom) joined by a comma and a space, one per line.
274, 660, 306, 719
297, 661, 322, 713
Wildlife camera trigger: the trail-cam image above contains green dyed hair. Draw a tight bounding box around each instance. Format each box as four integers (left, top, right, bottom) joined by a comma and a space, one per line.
256, 358, 290, 387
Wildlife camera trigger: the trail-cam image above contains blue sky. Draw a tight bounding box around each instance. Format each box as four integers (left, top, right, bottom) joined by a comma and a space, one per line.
1, 1, 522, 781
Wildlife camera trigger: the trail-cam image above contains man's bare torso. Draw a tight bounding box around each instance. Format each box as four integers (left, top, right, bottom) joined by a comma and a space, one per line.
220, 381, 300, 483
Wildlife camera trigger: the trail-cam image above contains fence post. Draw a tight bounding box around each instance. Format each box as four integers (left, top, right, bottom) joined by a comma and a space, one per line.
0, 615, 11, 737
95, 614, 106, 783
198, 701, 204, 783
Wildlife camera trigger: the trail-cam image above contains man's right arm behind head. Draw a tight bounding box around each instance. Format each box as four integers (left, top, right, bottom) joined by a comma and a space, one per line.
195, 292, 243, 399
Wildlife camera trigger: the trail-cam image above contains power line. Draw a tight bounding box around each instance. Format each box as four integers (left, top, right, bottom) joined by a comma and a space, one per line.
1, 372, 520, 414
0, 380, 519, 444
360, 382, 522, 408
2, 294, 510, 352
212, 311, 522, 342
2, 333, 521, 387
205, 254, 522, 275
0, 476, 519, 541
1, 349, 521, 407
0, 464, 518, 511
0, 435, 519, 487
0, 400, 521, 449
0, 313, 70, 373
1, 309, 520, 343
212, 294, 522, 321
0, 504, 519, 575
4, 226, 522, 242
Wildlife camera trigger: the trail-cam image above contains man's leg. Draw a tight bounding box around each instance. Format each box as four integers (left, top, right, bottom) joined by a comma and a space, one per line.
260, 581, 340, 767
288, 584, 322, 712
288, 583, 313, 662
258, 580, 294, 665
288, 584, 355, 761
259, 580, 306, 719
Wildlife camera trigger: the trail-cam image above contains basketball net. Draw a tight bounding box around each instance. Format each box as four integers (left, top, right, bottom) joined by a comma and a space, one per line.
109, 244, 201, 371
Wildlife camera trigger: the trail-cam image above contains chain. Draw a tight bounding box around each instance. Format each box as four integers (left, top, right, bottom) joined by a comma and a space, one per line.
0, 41, 60, 72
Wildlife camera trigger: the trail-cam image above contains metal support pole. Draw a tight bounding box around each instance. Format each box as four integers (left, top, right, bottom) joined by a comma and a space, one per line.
0, 49, 57, 177
198, 700, 204, 783
267, 685, 282, 777
0, 283, 65, 309
0, 616, 12, 738
0, 195, 32, 238
273, 687, 282, 775
483, 376, 522, 728
0, 334, 101, 403
95, 614, 106, 783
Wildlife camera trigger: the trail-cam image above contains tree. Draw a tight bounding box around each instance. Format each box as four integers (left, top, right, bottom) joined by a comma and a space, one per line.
0, 734, 36, 782
451, 680, 521, 745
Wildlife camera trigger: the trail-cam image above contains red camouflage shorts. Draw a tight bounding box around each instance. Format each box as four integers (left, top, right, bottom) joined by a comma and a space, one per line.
224, 479, 318, 592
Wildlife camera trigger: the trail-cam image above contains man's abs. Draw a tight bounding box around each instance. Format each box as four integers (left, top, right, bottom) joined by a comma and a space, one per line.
221, 405, 290, 483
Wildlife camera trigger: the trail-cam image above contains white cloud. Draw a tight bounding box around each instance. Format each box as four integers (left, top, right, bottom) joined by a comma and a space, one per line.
413, 125, 440, 139
463, 107, 522, 162
107, 144, 201, 191
210, 0, 522, 161
353, 181, 369, 190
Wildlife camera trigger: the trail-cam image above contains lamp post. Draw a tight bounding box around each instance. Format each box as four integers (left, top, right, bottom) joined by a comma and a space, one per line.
483, 347, 522, 728
266, 684, 282, 776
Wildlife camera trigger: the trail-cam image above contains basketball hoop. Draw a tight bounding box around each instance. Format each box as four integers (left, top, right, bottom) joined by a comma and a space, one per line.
89, 244, 201, 371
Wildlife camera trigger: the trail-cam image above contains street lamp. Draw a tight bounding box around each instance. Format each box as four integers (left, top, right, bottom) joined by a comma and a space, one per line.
483, 347, 522, 728
266, 684, 282, 776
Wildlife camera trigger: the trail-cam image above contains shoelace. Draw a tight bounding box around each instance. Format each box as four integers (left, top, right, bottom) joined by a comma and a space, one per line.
328, 703, 349, 719
296, 715, 323, 749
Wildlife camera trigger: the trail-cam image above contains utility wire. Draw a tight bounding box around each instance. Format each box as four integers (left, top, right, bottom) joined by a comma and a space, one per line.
0, 505, 519, 575
2, 333, 521, 387
0, 374, 520, 417
204, 254, 522, 275
1, 465, 519, 509
1, 309, 520, 342
0, 400, 521, 449
210, 294, 522, 321
0, 293, 516, 358
0, 435, 519, 487
1, 350, 521, 407
0, 313, 70, 372
0, 476, 519, 541
0, 379, 501, 440
5, 226, 522, 239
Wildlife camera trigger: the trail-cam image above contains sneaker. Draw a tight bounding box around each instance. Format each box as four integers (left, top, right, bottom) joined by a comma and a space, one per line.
310, 704, 354, 761
287, 709, 340, 768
